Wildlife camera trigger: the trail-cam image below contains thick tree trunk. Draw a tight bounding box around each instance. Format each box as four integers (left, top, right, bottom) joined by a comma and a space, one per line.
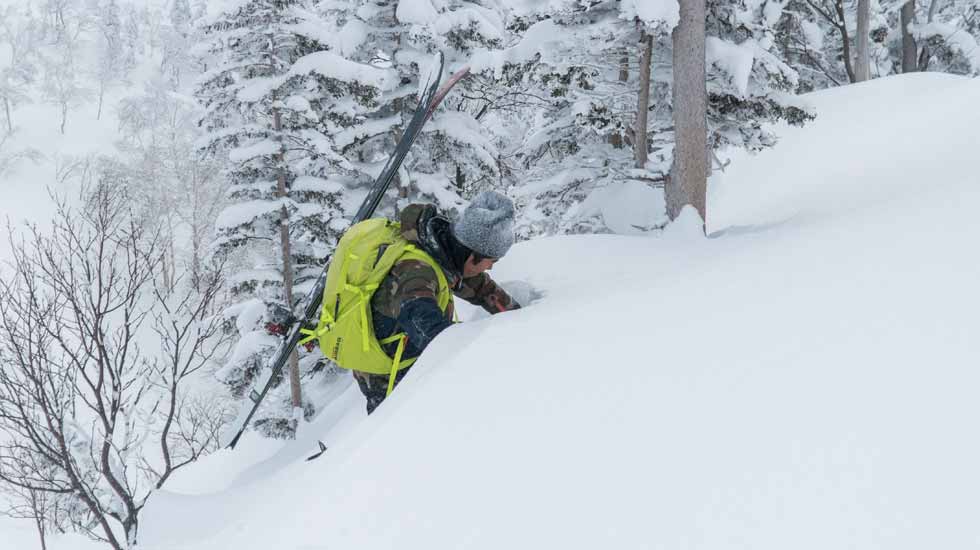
273, 107, 303, 422
854, 0, 871, 81
901, 0, 918, 73
634, 30, 653, 169
667, 0, 708, 226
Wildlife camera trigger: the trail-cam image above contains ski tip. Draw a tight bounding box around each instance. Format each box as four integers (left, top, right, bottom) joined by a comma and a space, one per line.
419, 52, 446, 98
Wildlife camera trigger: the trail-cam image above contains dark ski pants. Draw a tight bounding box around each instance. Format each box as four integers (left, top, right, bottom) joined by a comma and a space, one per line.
353, 368, 411, 414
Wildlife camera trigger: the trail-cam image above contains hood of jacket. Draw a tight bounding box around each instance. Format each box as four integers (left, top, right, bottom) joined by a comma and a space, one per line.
399, 204, 471, 287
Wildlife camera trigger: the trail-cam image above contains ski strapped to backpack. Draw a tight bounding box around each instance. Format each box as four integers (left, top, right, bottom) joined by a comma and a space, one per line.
225, 53, 470, 450
297, 219, 453, 396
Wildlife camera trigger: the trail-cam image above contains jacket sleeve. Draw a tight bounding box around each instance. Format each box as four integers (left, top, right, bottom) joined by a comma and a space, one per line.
454, 272, 521, 314
397, 297, 453, 351
385, 259, 453, 352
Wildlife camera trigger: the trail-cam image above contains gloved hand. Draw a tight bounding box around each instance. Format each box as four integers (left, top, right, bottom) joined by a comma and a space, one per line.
264, 304, 317, 352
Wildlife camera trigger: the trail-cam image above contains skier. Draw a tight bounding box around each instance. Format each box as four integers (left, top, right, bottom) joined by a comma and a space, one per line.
354, 190, 520, 413
228, 55, 479, 447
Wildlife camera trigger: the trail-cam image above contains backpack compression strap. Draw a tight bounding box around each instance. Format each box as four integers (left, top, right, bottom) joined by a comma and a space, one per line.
298, 244, 450, 395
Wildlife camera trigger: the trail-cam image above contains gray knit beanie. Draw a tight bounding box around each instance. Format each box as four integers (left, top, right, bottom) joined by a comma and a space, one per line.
452, 191, 515, 259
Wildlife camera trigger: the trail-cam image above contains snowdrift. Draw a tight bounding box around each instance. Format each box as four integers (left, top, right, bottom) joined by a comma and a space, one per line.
140, 73, 980, 550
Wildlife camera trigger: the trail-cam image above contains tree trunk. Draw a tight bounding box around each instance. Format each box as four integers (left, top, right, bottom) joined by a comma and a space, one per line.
667, 0, 708, 226
610, 51, 630, 149
901, 0, 918, 73
30, 490, 47, 550
168, 221, 177, 291
3, 96, 12, 133
161, 252, 172, 291
834, 0, 857, 82
190, 185, 202, 293
124, 517, 138, 550
854, 0, 871, 81
162, 217, 177, 293
97, 82, 105, 120
60, 103, 67, 135
273, 107, 303, 424
635, 30, 653, 169
919, 0, 942, 70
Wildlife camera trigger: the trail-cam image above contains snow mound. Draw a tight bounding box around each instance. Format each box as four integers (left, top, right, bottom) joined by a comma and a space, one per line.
708, 72, 980, 231
0, 516, 103, 550
143, 74, 980, 550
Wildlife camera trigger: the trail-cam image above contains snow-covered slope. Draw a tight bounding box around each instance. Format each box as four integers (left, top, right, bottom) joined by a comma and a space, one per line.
0, 70, 140, 268
0, 516, 103, 550
141, 73, 980, 550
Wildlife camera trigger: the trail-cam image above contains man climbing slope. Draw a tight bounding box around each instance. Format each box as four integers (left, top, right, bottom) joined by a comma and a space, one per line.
356, 191, 521, 413
300, 191, 521, 414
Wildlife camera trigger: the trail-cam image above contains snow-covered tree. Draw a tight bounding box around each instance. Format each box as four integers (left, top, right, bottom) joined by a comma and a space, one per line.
161, 0, 196, 88
37, 0, 92, 133
774, 0, 883, 87
466, 0, 809, 237
92, 0, 131, 119
705, 0, 813, 151
309, 0, 504, 219
910, 0, 980, 75
117, 78, 224, 294
0, 181, 231, 550
773, 0, 977, 90
121, 3, 144, 62
385, 0, 505, 205
467, 2, 662, 236
0, 6, 39, 133
197, 0, 396, 437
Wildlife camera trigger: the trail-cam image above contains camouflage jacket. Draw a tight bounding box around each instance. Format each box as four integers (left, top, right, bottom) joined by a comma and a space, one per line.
370, 204, 519, 361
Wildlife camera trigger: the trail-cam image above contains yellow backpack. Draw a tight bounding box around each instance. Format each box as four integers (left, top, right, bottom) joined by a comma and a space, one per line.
299, 218, 453, 395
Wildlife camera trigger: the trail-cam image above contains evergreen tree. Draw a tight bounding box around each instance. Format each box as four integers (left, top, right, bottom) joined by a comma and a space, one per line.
389, 0, 505, 205
93, 0, 128, 119
471, 1, 657, 236
312, 0, 504, 219
909, 0, 980, 75
467, 0, 809, 237
705, 0, 813, 152
162, 0, 195, 88
197, 0, 396, 437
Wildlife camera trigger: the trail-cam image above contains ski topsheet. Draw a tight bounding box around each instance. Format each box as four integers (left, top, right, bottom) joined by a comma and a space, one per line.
227, 53, 470, 449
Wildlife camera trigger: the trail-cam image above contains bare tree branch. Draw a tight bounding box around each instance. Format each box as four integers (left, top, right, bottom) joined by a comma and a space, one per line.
0, 179, 232, 549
